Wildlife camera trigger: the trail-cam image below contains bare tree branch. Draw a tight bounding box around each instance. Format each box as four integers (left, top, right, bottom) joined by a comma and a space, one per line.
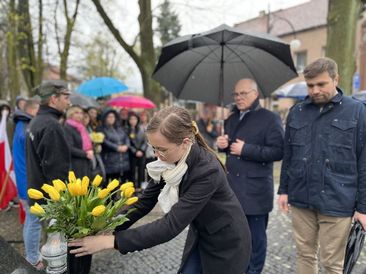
90, 0, 143, 71
54, 0, 61, 56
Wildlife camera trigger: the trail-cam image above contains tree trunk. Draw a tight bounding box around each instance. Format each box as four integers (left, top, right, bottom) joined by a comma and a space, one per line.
138, 0, 160, 103
326, 0, 363, 94
59, 0, 80, 80
7, 0, 20, 102
91, 0, 161, 105
17, 0, 36, 92
35, 0, 43, 88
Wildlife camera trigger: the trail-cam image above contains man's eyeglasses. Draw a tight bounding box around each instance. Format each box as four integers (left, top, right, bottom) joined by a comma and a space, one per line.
232, 90, 255, 98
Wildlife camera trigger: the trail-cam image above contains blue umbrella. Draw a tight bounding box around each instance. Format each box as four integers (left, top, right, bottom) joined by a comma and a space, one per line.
77, 77, 128, 97
352, 90, 366, 102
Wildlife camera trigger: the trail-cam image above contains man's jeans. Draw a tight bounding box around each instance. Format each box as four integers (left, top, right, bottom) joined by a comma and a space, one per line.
23, 200, 42, 265
246, 214, 269, 274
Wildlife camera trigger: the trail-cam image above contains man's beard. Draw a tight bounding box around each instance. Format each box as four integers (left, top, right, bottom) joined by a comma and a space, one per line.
310, 93, 334, 106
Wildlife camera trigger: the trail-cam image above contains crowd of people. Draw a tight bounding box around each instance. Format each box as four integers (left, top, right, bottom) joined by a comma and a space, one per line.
1, 57, 366, 274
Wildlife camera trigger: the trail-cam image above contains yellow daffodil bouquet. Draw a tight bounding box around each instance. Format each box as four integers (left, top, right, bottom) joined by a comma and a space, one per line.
89, 132, 105, 144
27, 171, 138, 239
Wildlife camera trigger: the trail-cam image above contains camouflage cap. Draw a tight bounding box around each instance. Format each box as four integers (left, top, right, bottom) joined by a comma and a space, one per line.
35, 80, 71, 99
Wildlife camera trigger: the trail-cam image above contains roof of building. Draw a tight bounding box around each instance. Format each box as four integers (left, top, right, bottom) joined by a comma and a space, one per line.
234, 0, 328, 36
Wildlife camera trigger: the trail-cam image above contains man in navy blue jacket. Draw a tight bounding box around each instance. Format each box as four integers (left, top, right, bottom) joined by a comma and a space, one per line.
278, 57, 366, 274
217, 78, 284, 274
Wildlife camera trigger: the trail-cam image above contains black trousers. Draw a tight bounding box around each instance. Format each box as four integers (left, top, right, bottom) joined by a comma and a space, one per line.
246, 214, 269, 274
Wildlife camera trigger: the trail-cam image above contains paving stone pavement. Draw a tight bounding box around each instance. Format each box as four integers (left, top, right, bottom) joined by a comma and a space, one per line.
89, 195, 366, 274
1, 190, 366, 273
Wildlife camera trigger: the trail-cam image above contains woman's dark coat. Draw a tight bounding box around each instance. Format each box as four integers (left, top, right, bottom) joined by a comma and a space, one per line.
99, 109, 130, 174
127, 125, 147, 155
115, 143, 251, 274
64, 124, 92, 178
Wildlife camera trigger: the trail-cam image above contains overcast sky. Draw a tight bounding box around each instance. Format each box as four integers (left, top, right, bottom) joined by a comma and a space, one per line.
74, 0, 310, 92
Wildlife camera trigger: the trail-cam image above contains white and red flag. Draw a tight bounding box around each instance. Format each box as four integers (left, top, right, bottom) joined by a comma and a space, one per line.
0, 109, 17, 210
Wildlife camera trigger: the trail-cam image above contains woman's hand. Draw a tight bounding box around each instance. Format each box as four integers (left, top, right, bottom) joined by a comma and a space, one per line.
86, 150, 94, 160
68, 235, 115, 257
118, 145, 128, 153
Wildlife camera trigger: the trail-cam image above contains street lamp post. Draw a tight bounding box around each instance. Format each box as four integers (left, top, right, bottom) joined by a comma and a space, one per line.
267, 9, 301, 50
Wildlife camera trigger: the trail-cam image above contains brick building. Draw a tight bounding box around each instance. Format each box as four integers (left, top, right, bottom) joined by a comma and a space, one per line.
234, 0, 366, 92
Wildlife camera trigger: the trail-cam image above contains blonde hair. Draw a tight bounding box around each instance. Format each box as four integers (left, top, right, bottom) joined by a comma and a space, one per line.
66, 105, 83, 119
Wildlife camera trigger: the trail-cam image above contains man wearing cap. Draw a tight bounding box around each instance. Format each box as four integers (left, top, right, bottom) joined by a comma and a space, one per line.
27, 80, 71, 195
26, 80, 71, 268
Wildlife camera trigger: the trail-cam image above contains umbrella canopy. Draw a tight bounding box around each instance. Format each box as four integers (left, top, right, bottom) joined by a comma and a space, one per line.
152, 24, 298, 106
275, 81, 308, 99
70, 93, 99, 109
343, 221, 365, 274
107, 95, 156, 109
352, 90, 366, 102
77, 77, 128, 97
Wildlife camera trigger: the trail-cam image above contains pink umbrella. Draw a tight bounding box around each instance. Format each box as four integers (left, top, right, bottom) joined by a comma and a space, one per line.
107, 95, 156, 109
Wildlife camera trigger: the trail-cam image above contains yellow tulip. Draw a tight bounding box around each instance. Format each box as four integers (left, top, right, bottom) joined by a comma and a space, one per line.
75, 179, 83, 196
92, 174, 103, 187
52, 179, 66, 192
41, 184, 60, 201
120, 182, 134, 192
81, 176, 90, 195
107, 179, 119, 191
27, 189, 44, 200
41, 184, 54, 194
91, 205, 106, 216
126, 197, 138, 205
48, 188, 61, 201
98, 188, 110, 199
67, 183, 78, 196
30, 203, 45, 216
123, 186, 135, 198
68, 171, 77, 184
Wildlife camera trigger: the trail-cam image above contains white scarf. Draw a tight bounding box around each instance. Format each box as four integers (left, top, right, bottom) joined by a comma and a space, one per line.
146, 143, 192, 213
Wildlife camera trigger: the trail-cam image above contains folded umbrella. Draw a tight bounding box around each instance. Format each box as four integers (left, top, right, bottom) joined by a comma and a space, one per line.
343, 221, 365, 274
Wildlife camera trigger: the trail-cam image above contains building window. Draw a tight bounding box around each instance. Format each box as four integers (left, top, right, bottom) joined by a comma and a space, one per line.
295, 51, 307, 72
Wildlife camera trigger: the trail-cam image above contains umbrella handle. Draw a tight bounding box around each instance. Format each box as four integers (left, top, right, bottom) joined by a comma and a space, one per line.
220, 119, 225, 136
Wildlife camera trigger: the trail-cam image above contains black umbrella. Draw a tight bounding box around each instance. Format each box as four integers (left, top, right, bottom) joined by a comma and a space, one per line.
343, 221, 365, 274
152, 24, 298, 106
